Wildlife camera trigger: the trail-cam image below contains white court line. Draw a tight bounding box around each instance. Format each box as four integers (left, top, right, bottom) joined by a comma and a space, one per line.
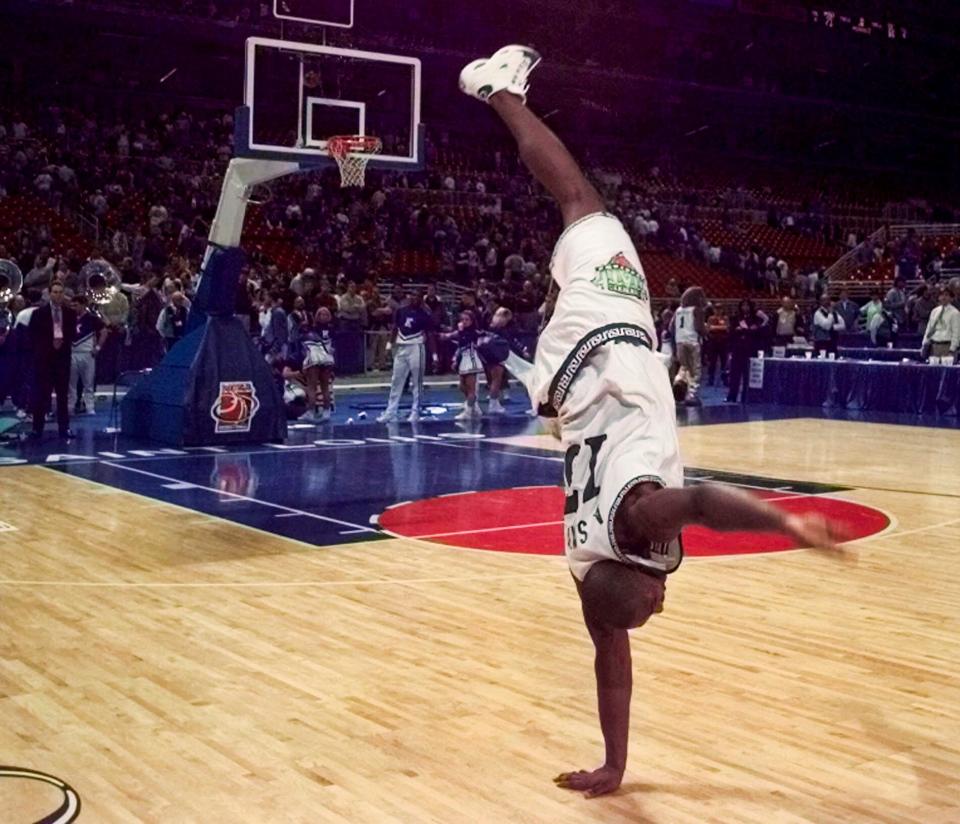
856, 515, 960, 542
99, 461, 377, 534
117, 441, 398, 463
426, 439, 563, 462
0, 570, 565, 589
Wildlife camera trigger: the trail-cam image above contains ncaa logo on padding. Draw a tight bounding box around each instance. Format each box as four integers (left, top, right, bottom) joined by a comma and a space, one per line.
211, 381, 261, 434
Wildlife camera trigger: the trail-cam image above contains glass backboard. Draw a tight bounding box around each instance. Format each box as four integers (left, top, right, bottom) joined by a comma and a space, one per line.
237, 37, 423, 171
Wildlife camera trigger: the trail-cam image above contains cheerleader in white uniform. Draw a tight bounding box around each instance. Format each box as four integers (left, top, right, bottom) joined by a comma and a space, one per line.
440, 310, 484, 420
301, 306, 336, 423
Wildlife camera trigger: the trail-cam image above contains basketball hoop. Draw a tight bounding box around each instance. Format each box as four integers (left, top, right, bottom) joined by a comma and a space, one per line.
327, 135, 382, 188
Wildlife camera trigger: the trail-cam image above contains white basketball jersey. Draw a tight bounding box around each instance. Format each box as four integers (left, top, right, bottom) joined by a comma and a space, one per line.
524, 214, 659, 414
673, 307, 700, 345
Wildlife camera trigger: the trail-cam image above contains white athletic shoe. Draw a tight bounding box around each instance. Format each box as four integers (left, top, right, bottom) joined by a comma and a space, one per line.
488, 399, 506, 415
454, 404, 478, 421
319, 408, 331, 423
406, 409, 420, 423
458, 45, 542, 104
376, 411, 398, 424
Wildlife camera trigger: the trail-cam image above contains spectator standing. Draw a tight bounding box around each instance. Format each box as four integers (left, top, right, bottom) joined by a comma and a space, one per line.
774, 296, 804, 347
423, 283, 447, 374
314, 281, 338, 316
267, 292, 289, 357
126, 273, 165, 370
860, 291, 884, 330
906, 285, 936, 333
336, 281, 367, 330
365, 287, 393, 371
68, 295, 106, 414
811, 295, 846, 356
884, 278, 908, 326
726, 299, 768, 403
867, 305, 898, 348
29, 281, 76, 439
835, 289, 860, 333
156, 292, 189, 352
287, 296, 309, 363
703, 306, 729, 387
513, 280, 540, 333
921, 287, 960, 362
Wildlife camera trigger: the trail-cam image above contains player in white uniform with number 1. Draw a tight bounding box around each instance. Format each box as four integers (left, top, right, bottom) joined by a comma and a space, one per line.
460, 45, 849, 798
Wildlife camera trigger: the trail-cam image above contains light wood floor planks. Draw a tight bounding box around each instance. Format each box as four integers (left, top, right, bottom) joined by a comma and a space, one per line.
1, 419, 959, 823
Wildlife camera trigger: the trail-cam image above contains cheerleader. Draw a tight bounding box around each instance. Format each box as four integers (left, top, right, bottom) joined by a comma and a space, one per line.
440, 310, 484, 420
477, 306, 519, 415
301, 307, 336, 423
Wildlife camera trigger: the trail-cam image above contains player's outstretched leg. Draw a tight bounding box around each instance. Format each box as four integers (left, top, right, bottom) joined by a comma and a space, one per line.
460, 46, 604, 228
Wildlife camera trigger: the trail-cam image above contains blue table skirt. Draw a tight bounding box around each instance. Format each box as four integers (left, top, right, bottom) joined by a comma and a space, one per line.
838, 347, 922, 362
751, 358, 960, 415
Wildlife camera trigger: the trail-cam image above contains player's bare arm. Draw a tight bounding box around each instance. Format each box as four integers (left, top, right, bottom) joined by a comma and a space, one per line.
555, 485, 850, 798
618, 483, 846, 554
553, 619, 630, 799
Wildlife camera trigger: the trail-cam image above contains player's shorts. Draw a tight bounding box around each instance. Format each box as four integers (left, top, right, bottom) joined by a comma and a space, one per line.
560, 341, 685, 582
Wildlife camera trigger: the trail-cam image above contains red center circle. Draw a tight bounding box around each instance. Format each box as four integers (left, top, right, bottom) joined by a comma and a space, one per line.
378, 486, 889, 556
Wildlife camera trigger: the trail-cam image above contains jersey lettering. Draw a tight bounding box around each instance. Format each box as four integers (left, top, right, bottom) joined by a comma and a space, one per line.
563, 434, 608, 516
565, 519, 590, 550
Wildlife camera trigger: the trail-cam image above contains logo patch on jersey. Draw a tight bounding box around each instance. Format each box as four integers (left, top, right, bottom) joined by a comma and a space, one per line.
592, 252, 649, 300
210, 381, 261, 434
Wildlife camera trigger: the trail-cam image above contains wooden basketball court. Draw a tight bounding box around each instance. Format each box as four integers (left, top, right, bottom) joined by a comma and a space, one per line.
2, 418, 959, 822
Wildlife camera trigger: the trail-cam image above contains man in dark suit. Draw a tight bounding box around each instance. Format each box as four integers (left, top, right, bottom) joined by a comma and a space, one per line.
29, 280, 76, 438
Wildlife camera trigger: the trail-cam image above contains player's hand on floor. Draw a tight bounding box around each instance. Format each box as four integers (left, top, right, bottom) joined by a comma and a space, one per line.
553, 765, 623, 798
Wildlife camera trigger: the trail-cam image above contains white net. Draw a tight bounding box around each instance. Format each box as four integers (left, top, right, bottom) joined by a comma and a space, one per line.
328, 135, 382, 188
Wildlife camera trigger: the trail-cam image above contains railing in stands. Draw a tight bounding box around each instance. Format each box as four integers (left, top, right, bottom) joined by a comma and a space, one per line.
888, 223, 960, 240
828, 278, 924, 300
823, 225, 888, 283
824, 222, 960, 293
376, 279, 470, 305
66, 207, 100, 245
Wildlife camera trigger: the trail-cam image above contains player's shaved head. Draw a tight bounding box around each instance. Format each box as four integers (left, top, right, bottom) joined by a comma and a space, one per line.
578, 561, 665, 630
